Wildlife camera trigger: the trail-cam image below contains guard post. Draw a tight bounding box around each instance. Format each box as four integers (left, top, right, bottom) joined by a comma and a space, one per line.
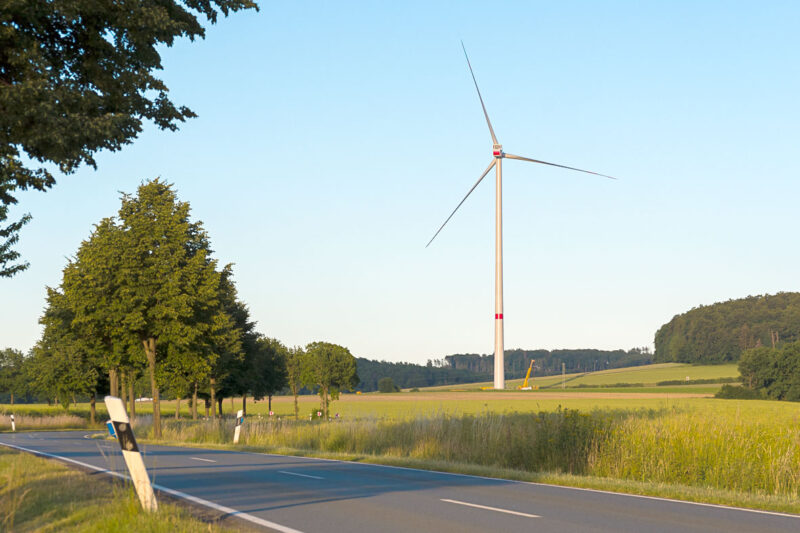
104, 395, 158, 512
10, 414, 15, 432
233, 409, 244, 444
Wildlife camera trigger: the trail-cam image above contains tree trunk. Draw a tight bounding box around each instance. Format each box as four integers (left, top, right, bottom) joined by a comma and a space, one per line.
129, 376, 136, 422
321, 385, 329, 420
230, 396, 234, 412
204, 398, 209, 418
9, 393, 13, 405
242, 392, 247, 416
210, 377, 217, 419
175, 396, 180, 419
292, 385, 299, 420
217, 395, 223, 417
143, 337, 161, 438
109, 368, 118, 398
192, 383, 198, 420
90, 393, 96, 425
268, 394, 272, 413
120, 370, 127, 414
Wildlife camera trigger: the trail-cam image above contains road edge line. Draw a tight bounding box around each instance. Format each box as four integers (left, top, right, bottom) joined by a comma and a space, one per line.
0, 441, 304, 533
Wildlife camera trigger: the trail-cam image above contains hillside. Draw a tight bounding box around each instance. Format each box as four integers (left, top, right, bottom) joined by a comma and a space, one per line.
355, 348, 652, 392
654, 292, 800, 363
419, 363, 739, 391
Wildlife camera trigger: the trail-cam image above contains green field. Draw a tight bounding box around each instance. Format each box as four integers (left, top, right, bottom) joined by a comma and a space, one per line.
421, 363, 740, 391
0, 362, 739, 427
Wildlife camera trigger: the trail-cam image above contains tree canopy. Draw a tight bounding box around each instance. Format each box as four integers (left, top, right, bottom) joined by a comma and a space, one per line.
0, 0, 257, 276
738, 342, 800, 401
654, 293, 800, 363
303, 342, 358, 419
58, 179, 242, 436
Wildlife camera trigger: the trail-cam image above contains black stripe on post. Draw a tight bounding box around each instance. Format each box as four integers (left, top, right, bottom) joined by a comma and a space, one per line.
112, 420, 140, 453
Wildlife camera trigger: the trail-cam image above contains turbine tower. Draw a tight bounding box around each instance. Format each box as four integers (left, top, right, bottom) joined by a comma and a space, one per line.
427, 43, 616, 390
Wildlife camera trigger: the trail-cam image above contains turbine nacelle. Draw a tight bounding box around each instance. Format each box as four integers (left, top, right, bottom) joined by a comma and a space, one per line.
492, 144, 503, 157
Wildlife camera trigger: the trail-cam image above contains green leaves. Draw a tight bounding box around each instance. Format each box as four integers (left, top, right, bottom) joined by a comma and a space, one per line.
48, 178, 244, 432
0, 0, 258, 275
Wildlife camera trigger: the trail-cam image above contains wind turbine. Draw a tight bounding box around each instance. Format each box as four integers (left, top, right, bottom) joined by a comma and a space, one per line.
427, 43, 616, 390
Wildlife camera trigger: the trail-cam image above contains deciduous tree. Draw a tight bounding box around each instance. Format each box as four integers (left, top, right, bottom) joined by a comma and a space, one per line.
304, 342, 359, 419
0, 0, 257, 275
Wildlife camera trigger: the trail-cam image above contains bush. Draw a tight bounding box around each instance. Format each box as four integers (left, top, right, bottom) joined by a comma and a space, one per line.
378, 377, 400, 393
714, 384, 764, 400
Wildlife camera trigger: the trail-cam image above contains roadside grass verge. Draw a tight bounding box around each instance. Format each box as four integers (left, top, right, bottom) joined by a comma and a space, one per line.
0, 446, 243, 532
137, 404, 800, 514
0, 413, 90, 432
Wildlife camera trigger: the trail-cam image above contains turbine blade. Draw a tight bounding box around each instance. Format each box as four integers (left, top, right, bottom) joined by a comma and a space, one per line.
504, 153, 617, 180
461, 41, 498, 145
426, 159, 497, 248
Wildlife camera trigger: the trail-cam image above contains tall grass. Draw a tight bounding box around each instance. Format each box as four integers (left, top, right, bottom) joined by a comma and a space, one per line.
591, 409, 800, 496
145, 406, 800, 499
0, 413, 88, 431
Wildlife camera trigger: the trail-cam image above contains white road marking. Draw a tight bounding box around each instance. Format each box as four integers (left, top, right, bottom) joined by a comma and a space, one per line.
258, 452, 800, 519
190, 457, 217, 463
278, 470, 324, 480
0, 441, 305, 533
441, 498, 541, 518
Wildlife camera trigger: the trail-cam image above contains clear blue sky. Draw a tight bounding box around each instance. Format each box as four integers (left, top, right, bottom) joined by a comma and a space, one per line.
3, 1, 799, 363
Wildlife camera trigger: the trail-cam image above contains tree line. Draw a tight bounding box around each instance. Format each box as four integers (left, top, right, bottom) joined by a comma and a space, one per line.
0, 180, 357, 435
355, 358, 490, 391
654, 293, 800, 364
444, 348, 652, 378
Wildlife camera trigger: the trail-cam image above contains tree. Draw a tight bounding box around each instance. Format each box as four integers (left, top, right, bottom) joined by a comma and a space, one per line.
34, 287, 102, 419
0, 348, 25, 404
304, 342, 359, 419
0, 0, 258, 276
285, 347, 305, 420
739, 347, 777, 390
377, 377, 399, 393
250, 337, 288, 413
737, 341, 800, 401
62, 179, 240, 437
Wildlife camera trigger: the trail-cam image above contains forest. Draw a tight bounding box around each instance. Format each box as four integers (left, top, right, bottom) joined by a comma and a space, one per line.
444, 348, 652, 378
654, 292, 800, 363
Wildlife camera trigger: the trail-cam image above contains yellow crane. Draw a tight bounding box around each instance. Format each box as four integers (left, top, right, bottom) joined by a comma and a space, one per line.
518, 360, 538, 390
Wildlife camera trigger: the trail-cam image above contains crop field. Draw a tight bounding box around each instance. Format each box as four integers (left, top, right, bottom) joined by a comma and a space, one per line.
136, 396, 800, 511
421, 363, 740, 391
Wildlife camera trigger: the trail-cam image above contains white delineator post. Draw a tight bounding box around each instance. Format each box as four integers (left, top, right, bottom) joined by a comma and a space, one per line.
233, 409, 244, 444
494, 146, 505, 390
104, 396, 157, 512
10, 414, 15, 432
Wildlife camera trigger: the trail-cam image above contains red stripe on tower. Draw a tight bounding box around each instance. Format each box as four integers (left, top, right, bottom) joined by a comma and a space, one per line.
495, 313, 503, 319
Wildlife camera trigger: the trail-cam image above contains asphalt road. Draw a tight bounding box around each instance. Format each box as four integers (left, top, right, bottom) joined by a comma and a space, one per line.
2, 430, 798, 533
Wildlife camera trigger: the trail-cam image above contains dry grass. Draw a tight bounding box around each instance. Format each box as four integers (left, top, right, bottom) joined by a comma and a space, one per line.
0, 413, 88, 431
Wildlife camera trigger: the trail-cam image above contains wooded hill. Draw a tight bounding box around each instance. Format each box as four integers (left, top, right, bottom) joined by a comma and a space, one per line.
654, 292, 800, 364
